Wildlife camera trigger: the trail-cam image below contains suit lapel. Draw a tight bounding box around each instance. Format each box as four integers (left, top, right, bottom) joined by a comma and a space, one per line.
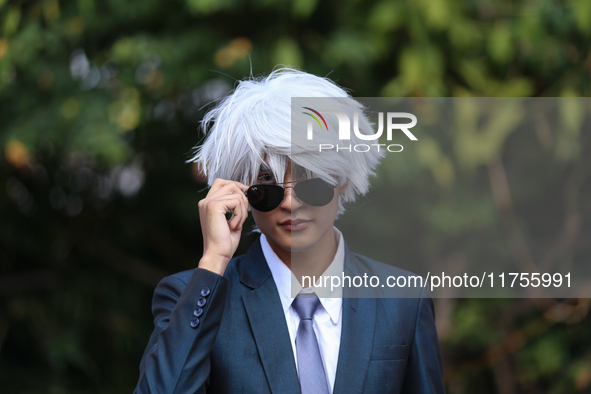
240, 239, 301, 394
332, 248, 377, 394
238, 238, 377, 394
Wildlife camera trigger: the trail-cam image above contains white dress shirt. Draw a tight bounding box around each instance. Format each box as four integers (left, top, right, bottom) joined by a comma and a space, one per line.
260, 229, 344, 394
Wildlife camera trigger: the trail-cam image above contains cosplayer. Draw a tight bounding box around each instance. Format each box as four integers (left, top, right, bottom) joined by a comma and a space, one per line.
134, 68, 445, 393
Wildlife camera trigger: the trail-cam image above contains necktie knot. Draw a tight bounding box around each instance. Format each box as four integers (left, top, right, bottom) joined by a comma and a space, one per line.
292, 293, 321, 321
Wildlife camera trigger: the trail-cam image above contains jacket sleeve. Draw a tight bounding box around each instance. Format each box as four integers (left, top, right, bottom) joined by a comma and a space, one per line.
400, 287, 446, 394
134, 268, 229, 394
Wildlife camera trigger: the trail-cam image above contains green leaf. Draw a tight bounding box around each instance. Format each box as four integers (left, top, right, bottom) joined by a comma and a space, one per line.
273, 37, 303, 68
3, 6, 21, 37
292, 0, 318, 18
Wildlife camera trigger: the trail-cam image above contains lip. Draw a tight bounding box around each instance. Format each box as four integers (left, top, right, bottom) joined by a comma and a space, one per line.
280, 219, 311, 231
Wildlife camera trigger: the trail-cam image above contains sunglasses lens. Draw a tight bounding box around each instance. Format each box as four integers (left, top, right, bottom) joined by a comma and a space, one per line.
294, 178, 335, 207
247, 179, 335, 211
247, 185, 284, 212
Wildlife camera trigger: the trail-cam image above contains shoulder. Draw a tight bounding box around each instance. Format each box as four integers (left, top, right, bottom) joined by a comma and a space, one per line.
346, 251, 429, 299
350, 252, 419, 278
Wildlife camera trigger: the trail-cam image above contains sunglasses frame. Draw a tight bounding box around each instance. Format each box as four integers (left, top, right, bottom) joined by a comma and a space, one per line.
245, 178, 336, 212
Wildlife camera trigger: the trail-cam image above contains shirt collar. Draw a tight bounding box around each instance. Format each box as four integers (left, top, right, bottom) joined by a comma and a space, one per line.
261, 228, 344, 325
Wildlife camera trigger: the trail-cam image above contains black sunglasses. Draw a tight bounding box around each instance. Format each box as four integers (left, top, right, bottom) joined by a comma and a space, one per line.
245, 178, 335, 212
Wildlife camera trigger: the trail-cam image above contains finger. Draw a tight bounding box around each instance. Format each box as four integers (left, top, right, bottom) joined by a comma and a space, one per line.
227, 194, 249, 231
209, 178, 248, 194
228, 214, 241, 232
207, 180, 249, 200
237, 192, 249, 231
233, 192, 249, 231
208, 178, 233, 193
199, 184, 249, 231
221, 192, 248, 231
205, 195, 244, 216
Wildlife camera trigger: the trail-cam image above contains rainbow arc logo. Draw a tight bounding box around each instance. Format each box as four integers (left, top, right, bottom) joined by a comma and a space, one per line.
302, 107, 328, 131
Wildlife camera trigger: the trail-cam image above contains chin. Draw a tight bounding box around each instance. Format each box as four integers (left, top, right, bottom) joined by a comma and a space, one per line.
288, 238, 317, 253
270, 237, 311, 254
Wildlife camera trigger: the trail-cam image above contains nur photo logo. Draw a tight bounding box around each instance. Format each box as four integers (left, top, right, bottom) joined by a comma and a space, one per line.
302, 107, 418, 153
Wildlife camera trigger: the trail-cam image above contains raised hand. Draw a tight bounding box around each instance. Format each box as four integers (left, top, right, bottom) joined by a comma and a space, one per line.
198, 179, 249, 275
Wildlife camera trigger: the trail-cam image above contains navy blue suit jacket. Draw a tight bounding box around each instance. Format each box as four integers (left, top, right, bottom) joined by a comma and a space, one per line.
135, 237, 445, 393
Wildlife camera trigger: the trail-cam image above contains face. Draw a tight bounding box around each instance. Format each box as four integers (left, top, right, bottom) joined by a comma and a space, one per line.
250, 161, 344, 258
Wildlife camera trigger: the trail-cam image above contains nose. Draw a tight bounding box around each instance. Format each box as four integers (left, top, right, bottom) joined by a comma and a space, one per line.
279, 185, 300, 210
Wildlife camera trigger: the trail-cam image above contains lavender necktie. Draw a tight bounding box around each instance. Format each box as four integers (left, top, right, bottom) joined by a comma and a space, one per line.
292, 293, 330, 394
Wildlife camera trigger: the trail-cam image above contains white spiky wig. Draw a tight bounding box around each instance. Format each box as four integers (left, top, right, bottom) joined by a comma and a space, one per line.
189, 67, 383, 216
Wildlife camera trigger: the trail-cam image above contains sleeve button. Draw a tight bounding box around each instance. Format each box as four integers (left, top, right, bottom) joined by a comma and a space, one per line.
200, 287, 211, 297
190, 317, 200, 328
194, 307, 203, 317
197, 297, 207, 307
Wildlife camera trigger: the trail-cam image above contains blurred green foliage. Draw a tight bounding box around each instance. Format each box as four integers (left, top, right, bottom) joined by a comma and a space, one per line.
0, 0, 590, 392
